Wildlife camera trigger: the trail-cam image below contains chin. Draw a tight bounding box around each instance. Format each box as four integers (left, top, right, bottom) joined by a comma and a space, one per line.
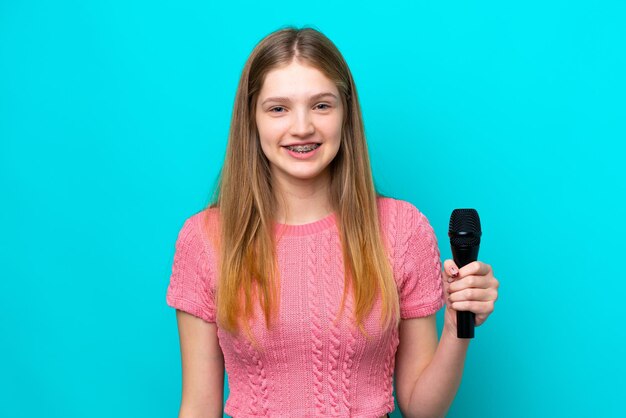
286, 169, 328, 182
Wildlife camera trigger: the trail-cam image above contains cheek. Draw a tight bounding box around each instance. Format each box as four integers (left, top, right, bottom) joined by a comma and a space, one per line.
256, 119, 274, 150
257, 116, 289, 141
258, 136, 271, 158
326, 115, 343, 146
255, 121, 270, 156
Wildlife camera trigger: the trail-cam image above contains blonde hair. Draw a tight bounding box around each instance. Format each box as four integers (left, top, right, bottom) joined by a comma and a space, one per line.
212, 26, 399, 336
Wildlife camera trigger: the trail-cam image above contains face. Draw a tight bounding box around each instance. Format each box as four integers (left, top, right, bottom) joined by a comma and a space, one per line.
255, 60, 343, 190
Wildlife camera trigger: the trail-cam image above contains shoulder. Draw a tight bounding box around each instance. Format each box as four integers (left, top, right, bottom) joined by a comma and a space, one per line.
380, 198, 444, 317
375, 196, 440, 270
167, 208, 220, 322
176, 207, 220, 255
185, 206, 219, 228
376, 196, 430, 231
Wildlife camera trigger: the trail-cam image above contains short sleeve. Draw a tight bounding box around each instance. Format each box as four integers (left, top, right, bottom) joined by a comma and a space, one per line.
165, 213, 216, 323
396, 203, 445, 319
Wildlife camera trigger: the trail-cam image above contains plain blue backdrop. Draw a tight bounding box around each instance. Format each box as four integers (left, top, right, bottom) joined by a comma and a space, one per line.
1, 1, 624, 417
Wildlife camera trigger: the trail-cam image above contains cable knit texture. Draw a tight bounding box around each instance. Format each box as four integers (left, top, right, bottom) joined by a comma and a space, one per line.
166, 197, 445, 417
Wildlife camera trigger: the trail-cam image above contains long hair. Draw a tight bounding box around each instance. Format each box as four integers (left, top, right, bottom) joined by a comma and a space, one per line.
213, 26, 399, 336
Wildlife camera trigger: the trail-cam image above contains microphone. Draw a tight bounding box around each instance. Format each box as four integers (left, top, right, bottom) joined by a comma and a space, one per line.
448, 209, 482, 339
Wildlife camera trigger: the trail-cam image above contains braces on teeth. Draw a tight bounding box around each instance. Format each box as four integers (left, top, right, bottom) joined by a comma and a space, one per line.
287, 144, 320, 152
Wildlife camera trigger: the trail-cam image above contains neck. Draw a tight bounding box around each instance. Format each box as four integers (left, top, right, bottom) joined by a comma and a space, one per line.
272, 173, 333, 225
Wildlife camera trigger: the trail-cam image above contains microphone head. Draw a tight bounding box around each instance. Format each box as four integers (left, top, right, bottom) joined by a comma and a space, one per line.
448, 209, 482, 247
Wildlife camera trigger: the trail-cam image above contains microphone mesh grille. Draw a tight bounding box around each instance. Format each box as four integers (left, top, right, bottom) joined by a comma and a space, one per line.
448, 209, 482, 246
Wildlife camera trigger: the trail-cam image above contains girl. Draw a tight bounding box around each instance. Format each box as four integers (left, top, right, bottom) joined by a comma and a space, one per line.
166, 27, 499, 418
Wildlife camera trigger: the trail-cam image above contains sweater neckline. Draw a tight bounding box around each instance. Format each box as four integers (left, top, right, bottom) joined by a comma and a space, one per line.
273, 212, 337, 237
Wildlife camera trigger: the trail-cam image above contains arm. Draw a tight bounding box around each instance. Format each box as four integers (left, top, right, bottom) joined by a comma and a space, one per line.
394, 315, 468, 418
175, 310, 225, 418
395, 260, 499, 418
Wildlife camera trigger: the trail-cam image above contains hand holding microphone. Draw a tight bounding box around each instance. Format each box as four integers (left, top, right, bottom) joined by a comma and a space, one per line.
444, 209, 499, 339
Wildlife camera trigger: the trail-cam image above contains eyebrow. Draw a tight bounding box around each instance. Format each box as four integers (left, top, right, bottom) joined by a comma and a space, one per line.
261, 92, 338, 106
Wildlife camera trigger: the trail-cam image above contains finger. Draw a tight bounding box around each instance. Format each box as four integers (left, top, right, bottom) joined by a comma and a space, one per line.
475, 313, 490, 326
443, 259, 459, 282
448, 287, 498, 304
448, 274, 493, 292
448, 300, 495, 315
458, 261, 491, 278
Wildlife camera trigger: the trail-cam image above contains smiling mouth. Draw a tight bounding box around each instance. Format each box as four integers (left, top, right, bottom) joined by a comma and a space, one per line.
284, 143, 321, 153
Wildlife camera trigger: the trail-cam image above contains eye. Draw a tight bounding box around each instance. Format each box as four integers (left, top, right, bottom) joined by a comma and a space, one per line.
315, 103, 331, 110
269, 106, 286, 113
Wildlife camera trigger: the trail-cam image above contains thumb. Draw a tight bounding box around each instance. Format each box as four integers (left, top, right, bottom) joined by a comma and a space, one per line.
443, 259, 459, 282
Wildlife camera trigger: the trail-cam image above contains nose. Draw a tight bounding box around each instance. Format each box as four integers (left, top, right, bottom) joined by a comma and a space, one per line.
289, 108, 315, 137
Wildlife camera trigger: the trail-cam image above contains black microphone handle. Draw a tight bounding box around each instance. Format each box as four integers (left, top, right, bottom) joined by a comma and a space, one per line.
450, 245, 480, 339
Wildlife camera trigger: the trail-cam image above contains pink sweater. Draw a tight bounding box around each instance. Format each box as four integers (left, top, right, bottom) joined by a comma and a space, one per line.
166, 197, 445, 417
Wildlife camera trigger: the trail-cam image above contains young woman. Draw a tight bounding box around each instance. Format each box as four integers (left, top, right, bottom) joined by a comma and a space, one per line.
166, 27, 499, 418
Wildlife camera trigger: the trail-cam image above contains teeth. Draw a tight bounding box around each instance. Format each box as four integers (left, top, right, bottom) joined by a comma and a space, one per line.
286, 144, 320, 153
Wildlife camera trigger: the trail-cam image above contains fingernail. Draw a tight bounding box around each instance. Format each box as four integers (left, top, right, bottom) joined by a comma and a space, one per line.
450, 266, 459, 277
447, 277, 453, 283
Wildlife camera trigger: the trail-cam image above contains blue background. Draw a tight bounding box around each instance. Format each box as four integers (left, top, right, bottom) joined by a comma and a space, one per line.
1, 1, 624, 417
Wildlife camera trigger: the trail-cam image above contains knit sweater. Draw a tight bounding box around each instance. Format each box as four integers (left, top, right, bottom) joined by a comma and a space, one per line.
166, 197, 445, 418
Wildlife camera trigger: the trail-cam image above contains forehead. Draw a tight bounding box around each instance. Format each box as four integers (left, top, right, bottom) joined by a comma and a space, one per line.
258, 61, 338, 98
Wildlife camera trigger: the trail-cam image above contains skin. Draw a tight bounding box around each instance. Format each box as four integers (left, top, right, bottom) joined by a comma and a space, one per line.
176, 315, 224, 418
255, 59, 343, 224
395, 261, 499, 418
175, 58, 500, 418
